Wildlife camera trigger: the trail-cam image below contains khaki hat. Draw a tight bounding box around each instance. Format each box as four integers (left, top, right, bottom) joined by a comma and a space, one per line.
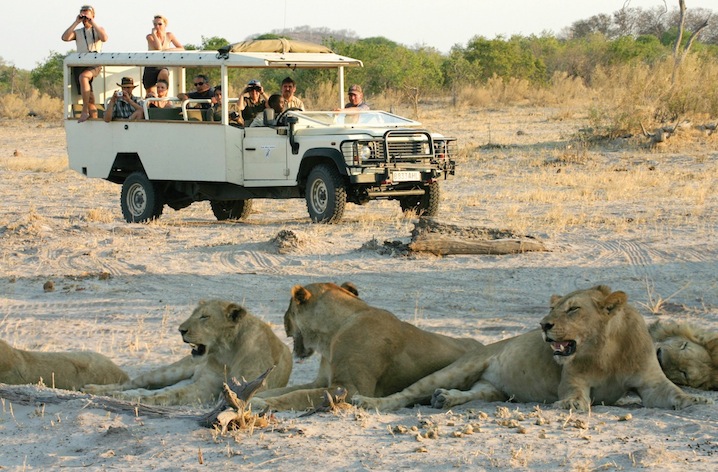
117, 77, 138, 88
348, 84, 363, 95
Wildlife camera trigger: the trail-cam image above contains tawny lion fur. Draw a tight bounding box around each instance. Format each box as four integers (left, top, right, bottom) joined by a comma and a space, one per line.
354, 286, 711, 412
0, 339, 128, 390
83, 299, 292, 405
650, 320, 718, 390
250, 282, 481, 411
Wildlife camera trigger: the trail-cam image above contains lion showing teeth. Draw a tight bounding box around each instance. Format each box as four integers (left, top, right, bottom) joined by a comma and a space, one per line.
250, 282, 481, 412
0, 339, 128, 390
354, 285, 712, 412
83, 299, 292, 406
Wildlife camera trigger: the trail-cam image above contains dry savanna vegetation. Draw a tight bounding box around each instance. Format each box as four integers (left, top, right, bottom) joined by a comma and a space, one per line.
0, 64, 717, 470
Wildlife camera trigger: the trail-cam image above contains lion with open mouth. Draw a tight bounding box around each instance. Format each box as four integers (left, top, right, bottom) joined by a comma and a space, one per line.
354, 285, 712, 412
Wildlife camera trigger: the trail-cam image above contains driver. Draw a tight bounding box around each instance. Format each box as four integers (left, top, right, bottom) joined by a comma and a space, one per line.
280, 77, 304, 111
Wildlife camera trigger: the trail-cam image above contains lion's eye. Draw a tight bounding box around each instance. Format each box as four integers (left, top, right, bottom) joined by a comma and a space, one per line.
680, 370, 689, 381
200, 315, 209, 320
680, 342, 688, 350
567, 306, 579, 315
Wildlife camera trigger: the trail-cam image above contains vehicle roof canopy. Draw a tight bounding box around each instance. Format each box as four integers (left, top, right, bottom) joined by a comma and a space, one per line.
63, 39, 362, 69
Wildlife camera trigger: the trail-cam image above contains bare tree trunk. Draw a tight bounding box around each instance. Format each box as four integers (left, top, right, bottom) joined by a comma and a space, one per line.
671, 0, 710, 85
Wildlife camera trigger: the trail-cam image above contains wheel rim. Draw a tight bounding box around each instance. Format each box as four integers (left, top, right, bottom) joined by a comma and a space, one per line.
310, 180, 328, 214
126, 182, 147, 217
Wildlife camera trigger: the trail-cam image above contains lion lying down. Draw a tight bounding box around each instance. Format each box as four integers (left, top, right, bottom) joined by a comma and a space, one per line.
650, 320, 718, 390
354, 286, 712, 412
83, 299, 292, 406
250, 282, 481, 412
0, 339, 128, 390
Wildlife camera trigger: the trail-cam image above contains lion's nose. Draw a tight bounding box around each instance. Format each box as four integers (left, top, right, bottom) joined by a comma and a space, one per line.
540, 322, 553, 332
179, 327, 188, 336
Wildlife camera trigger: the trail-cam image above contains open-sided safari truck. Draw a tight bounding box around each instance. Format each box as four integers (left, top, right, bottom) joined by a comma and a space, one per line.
64, 40, 456, 223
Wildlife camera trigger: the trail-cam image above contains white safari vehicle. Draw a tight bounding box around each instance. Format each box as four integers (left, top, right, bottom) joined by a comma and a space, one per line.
64, 41, 456, 223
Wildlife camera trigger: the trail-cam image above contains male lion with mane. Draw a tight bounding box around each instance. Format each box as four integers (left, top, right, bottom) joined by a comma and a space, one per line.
0, 339, 128, 390
250, 282, 481, 411
354, 286, 711, 411
83, 299, 292, 405
650, 320, 718, 390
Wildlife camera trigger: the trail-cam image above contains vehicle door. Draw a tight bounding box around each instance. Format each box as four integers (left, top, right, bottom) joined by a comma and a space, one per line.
242, 127, 290, 181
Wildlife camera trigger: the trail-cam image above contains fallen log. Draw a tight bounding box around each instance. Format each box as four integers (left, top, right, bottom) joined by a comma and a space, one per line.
408, 219, 547, 255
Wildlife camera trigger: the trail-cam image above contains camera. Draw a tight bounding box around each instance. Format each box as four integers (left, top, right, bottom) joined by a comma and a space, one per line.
116, 91, 124, 98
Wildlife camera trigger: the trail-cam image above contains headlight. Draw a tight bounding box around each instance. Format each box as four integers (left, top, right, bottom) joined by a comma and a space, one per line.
359, 144, 372, 161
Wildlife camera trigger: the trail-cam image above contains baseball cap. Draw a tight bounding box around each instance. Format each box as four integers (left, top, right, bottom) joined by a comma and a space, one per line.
348, 84, 363, 94
247, 79, 262, 88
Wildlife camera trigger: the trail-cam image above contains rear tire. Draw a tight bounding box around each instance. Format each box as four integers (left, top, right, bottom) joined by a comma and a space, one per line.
399, 181, 440, 217
120, 172, 163, 223
305, 164, 346, 223
210, 199, 253, 221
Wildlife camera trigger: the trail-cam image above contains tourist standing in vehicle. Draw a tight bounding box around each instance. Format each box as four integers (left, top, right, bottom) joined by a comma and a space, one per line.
142, 15, 184, 96
239, 79, 268, 125
104, 77, 143, 122
280, 77, 304, 111
61, 5, 108, 122
345, 84, 369, 110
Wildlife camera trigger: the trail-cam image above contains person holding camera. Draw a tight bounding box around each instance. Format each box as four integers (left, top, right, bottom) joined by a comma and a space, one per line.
61, 5, 108, 122
104, 77, 143, 122
142, 15, 184, 96
239, 79, 268, 125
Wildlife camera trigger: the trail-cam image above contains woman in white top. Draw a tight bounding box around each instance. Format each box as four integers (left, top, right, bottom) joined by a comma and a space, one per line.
142, 15, 184, 95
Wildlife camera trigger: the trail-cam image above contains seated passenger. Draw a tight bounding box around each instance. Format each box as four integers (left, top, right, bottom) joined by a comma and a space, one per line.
148, 79, 174, 109
104, 77, 143, 122
177, 74, 213, 109
345, 84, 369, 110
250, 94, 284, 127
280, 76, 304, 111
208, 86, 240, 124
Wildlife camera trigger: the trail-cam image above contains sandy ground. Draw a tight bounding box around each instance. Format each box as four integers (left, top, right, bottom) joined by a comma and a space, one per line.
0, 108, 717, 470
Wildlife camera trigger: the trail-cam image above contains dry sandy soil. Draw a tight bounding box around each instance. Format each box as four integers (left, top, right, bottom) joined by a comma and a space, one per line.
0, 107, 717, 470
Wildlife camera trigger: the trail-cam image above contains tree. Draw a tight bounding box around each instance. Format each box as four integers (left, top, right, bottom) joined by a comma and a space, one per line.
30, 51, 65, 98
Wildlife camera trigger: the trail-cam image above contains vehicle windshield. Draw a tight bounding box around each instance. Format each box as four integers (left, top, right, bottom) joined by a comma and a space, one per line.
289, 110, 421, 128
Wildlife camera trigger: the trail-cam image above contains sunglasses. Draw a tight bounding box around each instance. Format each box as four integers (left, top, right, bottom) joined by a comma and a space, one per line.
154, 23, 164, 26
194, 82, 205, 86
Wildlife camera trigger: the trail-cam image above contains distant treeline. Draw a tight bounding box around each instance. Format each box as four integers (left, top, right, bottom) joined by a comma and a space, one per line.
1, 5, 716, 103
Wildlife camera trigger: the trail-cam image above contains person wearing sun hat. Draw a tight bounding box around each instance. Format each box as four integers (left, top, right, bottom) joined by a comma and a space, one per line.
345, 84, 369, 110
61, 5, 108, 122
104, 77, 143, 122
239, 79, 269, 125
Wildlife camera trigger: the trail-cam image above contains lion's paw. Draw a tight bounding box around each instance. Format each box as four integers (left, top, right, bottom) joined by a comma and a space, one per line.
431, 388, 460, 409
554, 398, 590, 412
352, 394, 378, 409
249, 397, 269, 411
675, 394, 713, 409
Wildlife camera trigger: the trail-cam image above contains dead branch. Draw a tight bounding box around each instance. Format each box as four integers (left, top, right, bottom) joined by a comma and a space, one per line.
299, 387, 350, 418
199, 366, 274, 430
0, 383, 197, 419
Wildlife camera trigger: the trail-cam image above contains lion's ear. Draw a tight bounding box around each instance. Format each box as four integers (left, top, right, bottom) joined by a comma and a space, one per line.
225, 303, 247, 322
549, 294, 562, 307
340, 282, 359, 297
291, 285, 312, 304
603, 291, 628, 313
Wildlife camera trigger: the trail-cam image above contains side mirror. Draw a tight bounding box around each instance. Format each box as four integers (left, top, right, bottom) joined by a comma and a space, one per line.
263, 108, 275, 126
287, 116, 299, 155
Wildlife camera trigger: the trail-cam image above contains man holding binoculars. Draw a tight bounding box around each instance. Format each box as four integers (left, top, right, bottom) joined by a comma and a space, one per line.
61, 5, 108, 122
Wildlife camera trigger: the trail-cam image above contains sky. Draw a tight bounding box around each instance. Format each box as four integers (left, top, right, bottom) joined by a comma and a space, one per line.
1, 0, 714, 71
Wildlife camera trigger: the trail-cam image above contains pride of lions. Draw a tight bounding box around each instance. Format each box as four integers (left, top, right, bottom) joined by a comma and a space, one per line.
2, 283, 716, 414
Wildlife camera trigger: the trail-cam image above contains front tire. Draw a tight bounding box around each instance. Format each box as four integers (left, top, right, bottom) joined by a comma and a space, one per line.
399, 181, 440, 217
210, 199, 253, 221
305, 164, 346, 223
120, 172, 163, 223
